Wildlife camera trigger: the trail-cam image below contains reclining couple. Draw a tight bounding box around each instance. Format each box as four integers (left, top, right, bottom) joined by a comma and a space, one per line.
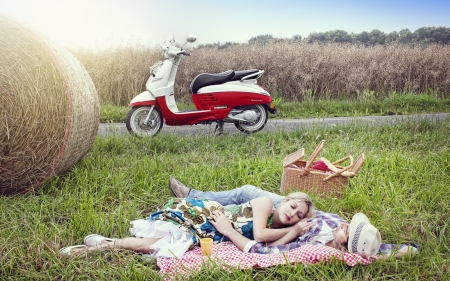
60, 177, 418, 259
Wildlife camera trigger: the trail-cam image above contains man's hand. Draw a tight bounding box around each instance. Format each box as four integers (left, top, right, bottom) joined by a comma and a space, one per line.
208, 210, 234, 236
266, 220, 316, 246
293, 221, 316, 236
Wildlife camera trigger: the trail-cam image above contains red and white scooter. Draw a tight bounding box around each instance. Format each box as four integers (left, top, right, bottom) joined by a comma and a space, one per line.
126, 35, 278, 137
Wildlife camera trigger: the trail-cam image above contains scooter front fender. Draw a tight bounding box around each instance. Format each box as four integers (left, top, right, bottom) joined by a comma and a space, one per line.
130, 91, 158, 107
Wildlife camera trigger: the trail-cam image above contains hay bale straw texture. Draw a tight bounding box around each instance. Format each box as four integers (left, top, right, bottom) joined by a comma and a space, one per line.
0, 16, 99, 195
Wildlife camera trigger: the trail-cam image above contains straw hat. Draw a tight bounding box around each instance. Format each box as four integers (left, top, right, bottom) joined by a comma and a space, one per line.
348, 213, 381, 257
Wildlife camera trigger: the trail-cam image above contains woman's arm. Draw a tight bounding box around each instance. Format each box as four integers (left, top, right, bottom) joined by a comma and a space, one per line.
209, 210, 251, 251
266, 221, 316, 246
209, 209, 314, 251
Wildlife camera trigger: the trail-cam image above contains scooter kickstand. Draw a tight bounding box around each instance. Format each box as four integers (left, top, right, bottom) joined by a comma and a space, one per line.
214, 121, 224, 136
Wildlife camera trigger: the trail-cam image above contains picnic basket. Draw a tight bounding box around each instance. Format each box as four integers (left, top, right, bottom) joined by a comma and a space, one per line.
280, 140, 365, 198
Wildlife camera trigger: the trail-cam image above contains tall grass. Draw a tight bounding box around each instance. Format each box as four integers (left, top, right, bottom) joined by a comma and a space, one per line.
72, 42, 450, 106
73, 44, 163, 106
1, 118, 450, 280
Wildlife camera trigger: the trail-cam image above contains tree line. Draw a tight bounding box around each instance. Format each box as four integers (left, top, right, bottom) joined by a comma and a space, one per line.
199, 26, 450, 48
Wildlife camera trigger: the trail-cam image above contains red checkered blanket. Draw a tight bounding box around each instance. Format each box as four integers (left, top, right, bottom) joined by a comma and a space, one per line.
157, 242, 375, 280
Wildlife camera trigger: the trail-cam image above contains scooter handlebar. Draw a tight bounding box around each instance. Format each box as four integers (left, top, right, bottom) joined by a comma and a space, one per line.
176, 51, 191, 56
167, 49, 179, 57
167, 50, 191, 57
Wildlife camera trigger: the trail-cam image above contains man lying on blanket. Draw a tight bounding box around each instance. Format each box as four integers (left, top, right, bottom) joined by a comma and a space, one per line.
169, 177, 419, 258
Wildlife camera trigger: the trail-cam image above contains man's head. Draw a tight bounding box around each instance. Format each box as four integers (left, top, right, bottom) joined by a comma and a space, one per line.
332, 222, 350, 251
347, 213, 381, 257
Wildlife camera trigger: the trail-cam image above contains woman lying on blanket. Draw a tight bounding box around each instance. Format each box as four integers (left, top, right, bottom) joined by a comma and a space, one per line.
168, 177, 419, 259
212, 209, 382, 259
59, 191, 317, 257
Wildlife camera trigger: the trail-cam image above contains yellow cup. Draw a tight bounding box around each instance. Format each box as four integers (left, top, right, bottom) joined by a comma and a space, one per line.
200, 238, 213, 256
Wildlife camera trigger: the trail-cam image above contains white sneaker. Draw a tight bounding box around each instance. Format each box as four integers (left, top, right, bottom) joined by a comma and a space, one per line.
84, 234, 116, 247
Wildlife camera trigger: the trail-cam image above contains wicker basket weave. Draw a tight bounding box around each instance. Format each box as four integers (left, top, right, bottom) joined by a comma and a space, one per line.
280, 140, 365, 198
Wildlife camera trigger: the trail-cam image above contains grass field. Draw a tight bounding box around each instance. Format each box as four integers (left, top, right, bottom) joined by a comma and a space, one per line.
1, 114, 449, 280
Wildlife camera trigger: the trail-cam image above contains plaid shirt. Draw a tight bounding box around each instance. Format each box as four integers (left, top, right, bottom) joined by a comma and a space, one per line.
248, 210, 418, 255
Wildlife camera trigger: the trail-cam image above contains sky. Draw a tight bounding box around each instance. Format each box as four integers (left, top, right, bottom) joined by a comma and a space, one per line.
1, 0, 449, 48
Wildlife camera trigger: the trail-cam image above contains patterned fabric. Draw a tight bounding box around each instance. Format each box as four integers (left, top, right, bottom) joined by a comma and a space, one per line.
251, 236, 418, 255
249, 210, 419, 255
148, 198, 274, 245
156, 242, 375, 281
290, 210, 347, 247
314, 210, 348, 229
225, 201, 256, 240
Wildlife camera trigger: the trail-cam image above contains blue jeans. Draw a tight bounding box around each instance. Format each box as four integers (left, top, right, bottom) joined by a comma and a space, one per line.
188, 184, 284, 208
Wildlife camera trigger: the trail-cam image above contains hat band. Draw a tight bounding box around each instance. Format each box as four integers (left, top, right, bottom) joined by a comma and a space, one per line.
352, 222, 366, 253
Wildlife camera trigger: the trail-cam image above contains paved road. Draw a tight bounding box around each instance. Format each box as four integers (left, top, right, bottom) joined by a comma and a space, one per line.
97, 113, 448, 137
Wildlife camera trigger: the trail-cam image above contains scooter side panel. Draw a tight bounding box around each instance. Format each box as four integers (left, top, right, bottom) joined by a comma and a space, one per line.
192, 91, 273, 111
197, 82, 270, 95
156, 96, 230, 126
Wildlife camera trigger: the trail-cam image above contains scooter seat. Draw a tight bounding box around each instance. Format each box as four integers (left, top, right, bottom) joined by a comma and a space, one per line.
231, 69, 260, 81
190, 69, 235, 94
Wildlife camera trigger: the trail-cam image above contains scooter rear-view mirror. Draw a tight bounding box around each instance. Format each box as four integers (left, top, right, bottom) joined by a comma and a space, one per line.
186, 35, 196, 43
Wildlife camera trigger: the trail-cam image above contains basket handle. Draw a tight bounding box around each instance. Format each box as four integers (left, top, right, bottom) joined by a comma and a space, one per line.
331, 155, 353, 166
302, 140, 325, 175
323, 156, 354, 181
349, 153, 365, 174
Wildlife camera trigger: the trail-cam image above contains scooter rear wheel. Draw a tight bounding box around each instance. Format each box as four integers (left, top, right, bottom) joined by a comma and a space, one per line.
234, 104, 268, 134
126, 106, 163, 137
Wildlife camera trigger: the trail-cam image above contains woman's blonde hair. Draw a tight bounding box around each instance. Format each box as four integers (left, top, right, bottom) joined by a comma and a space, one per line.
285, 192, 315, 219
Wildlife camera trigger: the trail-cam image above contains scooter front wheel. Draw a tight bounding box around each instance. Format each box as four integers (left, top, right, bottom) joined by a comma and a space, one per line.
126, 106, 163, 137
234, 104, 268, 134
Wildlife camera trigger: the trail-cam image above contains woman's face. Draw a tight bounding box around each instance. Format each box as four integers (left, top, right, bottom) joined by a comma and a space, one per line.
333, 223, 349, 249
275, 199, 309, 226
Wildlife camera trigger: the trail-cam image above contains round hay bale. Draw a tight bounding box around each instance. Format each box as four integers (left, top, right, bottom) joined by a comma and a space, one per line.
0, 16, 99, 195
